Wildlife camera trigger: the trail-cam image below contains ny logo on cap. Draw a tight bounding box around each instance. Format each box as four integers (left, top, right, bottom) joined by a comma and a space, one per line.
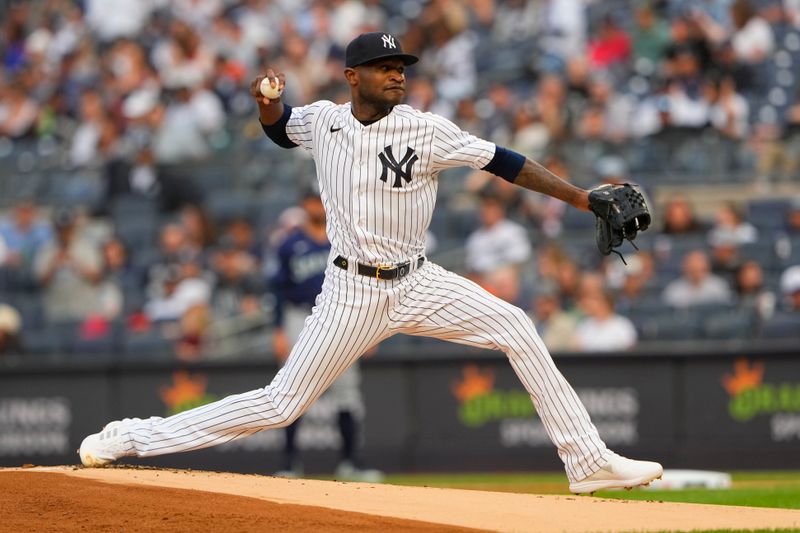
381, 34, 396, 49
378, 146, 418, 188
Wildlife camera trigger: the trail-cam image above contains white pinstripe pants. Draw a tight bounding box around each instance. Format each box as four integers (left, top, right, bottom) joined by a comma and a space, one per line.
124, 261, 609, 482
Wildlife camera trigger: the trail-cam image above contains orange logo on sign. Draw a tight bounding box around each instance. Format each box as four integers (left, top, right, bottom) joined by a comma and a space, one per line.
452, 364, 495, 402
722, 358, 764, 396
160, 371, 208, 410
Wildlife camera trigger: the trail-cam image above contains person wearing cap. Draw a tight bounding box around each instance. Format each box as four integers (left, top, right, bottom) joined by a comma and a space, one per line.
80, 32, 663, 495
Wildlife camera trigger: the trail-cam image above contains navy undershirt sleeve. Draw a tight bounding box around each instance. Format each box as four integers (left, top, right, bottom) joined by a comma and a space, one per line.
482, 146, 526, 183
260, 105, 298, 149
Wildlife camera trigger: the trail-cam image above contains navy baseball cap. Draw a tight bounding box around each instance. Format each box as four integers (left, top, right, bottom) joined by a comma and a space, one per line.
345, 32, 418, 68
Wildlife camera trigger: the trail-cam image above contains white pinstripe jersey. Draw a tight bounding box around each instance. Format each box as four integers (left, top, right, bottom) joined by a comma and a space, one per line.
285, 101, 496, 264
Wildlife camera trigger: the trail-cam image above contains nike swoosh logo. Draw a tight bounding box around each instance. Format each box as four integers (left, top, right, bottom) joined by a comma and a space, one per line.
330, 126, 343, 132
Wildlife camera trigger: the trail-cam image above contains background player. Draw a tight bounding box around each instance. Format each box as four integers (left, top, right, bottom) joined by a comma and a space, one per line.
269, 192, 383, 482
80, 32, 662, 494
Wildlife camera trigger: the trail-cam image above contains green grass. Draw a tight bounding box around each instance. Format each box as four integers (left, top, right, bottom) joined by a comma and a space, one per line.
626, 530, 799, 533
381, 471, 800, 510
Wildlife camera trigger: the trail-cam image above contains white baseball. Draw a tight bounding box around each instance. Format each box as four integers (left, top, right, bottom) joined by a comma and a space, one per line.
260, 76, 282, 99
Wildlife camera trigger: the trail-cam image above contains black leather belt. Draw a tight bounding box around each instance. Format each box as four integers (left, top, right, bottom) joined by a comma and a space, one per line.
333, 255, 424, 280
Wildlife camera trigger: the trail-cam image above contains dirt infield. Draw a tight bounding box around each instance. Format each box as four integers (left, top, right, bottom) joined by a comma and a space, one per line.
3, 467, 800, 533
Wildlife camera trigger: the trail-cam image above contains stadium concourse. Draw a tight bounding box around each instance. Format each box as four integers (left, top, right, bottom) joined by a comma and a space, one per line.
0, 1, 799, 360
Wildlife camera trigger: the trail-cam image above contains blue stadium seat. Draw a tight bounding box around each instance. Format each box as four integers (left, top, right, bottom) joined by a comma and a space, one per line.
747, 199, 790, 231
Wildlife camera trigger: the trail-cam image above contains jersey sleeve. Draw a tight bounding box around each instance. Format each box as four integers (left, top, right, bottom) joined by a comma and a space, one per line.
285, 100, 336, 151
429, 114, 496, 172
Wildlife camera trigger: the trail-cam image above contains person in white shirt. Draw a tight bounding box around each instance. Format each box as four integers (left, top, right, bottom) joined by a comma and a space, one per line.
573, 291, 637, 352
465, 191, 532, 279
663, 250, 733, 308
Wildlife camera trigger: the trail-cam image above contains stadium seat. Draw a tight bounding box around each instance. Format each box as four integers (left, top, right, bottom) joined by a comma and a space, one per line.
636, 309, 702, 342
759, 312, 800, 339
702, 309, 756, 340
123, 327, 174, 358
747, 199, 790, 231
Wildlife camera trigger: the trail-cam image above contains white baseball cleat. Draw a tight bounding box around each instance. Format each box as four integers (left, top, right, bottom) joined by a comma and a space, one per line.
78, 419, 139, 467
569, 451, 663, 494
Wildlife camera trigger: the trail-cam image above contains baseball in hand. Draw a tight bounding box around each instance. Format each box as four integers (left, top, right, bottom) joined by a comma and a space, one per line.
260, 77, 282, 99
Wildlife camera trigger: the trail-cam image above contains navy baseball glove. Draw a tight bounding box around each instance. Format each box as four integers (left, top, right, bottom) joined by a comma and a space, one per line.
588, 183, 651, 261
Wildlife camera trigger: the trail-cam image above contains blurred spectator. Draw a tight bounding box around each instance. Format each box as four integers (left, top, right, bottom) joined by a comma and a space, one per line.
531, 74, 569, 143
222, 216, 263, 264
662, 250, 733, 307
707, 202, 758, 246
538, 0, 587, 72
659, 195, 707, 235
586, 13, 632, 72
101, 146, 205, 215
593, 155, 629, 184
85, 0, 154, 42
583, 73, 636, 144
151, 20, 215, 90
0, 199, 53, 276
181, 204, 217, 251
98, 236, 141, 318
555, 258, 583, 310
210, 235, 264, 319
707, 75, 749, 140
632, 2, 671, 72
426, 4, 476, 103
69, 89, 119, 169
145, 224, 198, 301
144, 260, 211, 323
662, 48, 711, 130
779, 265, 800, 311
465, 191, 532, 284
509, 105, 550, 162
33, 208, 103, 323
735, 260, 775, 319
663, 13, 712, 75
784, 199, 800, 235
530, 283, 579, 352
121, 87, 210, 164
694, 0, 775, 65
481, 265, 522, 305
606, 253, 657, 312
708, 231, 744, 286
175, 303, 211, 361
492, 0, 539, 44
0, 81, 39, 138
573, 291, 638, 352
0, 303, 23, 357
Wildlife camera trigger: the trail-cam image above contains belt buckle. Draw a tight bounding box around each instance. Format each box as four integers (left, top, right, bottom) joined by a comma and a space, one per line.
375, 264, 393, 279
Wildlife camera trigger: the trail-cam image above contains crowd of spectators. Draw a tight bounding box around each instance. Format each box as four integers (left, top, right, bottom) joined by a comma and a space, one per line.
0, 0, 799, 360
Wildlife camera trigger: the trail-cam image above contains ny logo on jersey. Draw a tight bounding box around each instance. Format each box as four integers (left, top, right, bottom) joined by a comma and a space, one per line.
381, 34, 396, 49
378, 146, 418, 188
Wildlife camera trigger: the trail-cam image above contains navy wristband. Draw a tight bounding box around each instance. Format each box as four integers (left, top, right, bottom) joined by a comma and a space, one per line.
260, 105, 298, 149
482, 146, 525, 183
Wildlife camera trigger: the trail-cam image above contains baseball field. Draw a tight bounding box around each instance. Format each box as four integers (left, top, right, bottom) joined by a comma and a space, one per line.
3, 467, 799, 532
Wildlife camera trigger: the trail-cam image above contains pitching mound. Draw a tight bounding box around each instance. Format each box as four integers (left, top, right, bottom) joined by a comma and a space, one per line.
3, 467, 800, 532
